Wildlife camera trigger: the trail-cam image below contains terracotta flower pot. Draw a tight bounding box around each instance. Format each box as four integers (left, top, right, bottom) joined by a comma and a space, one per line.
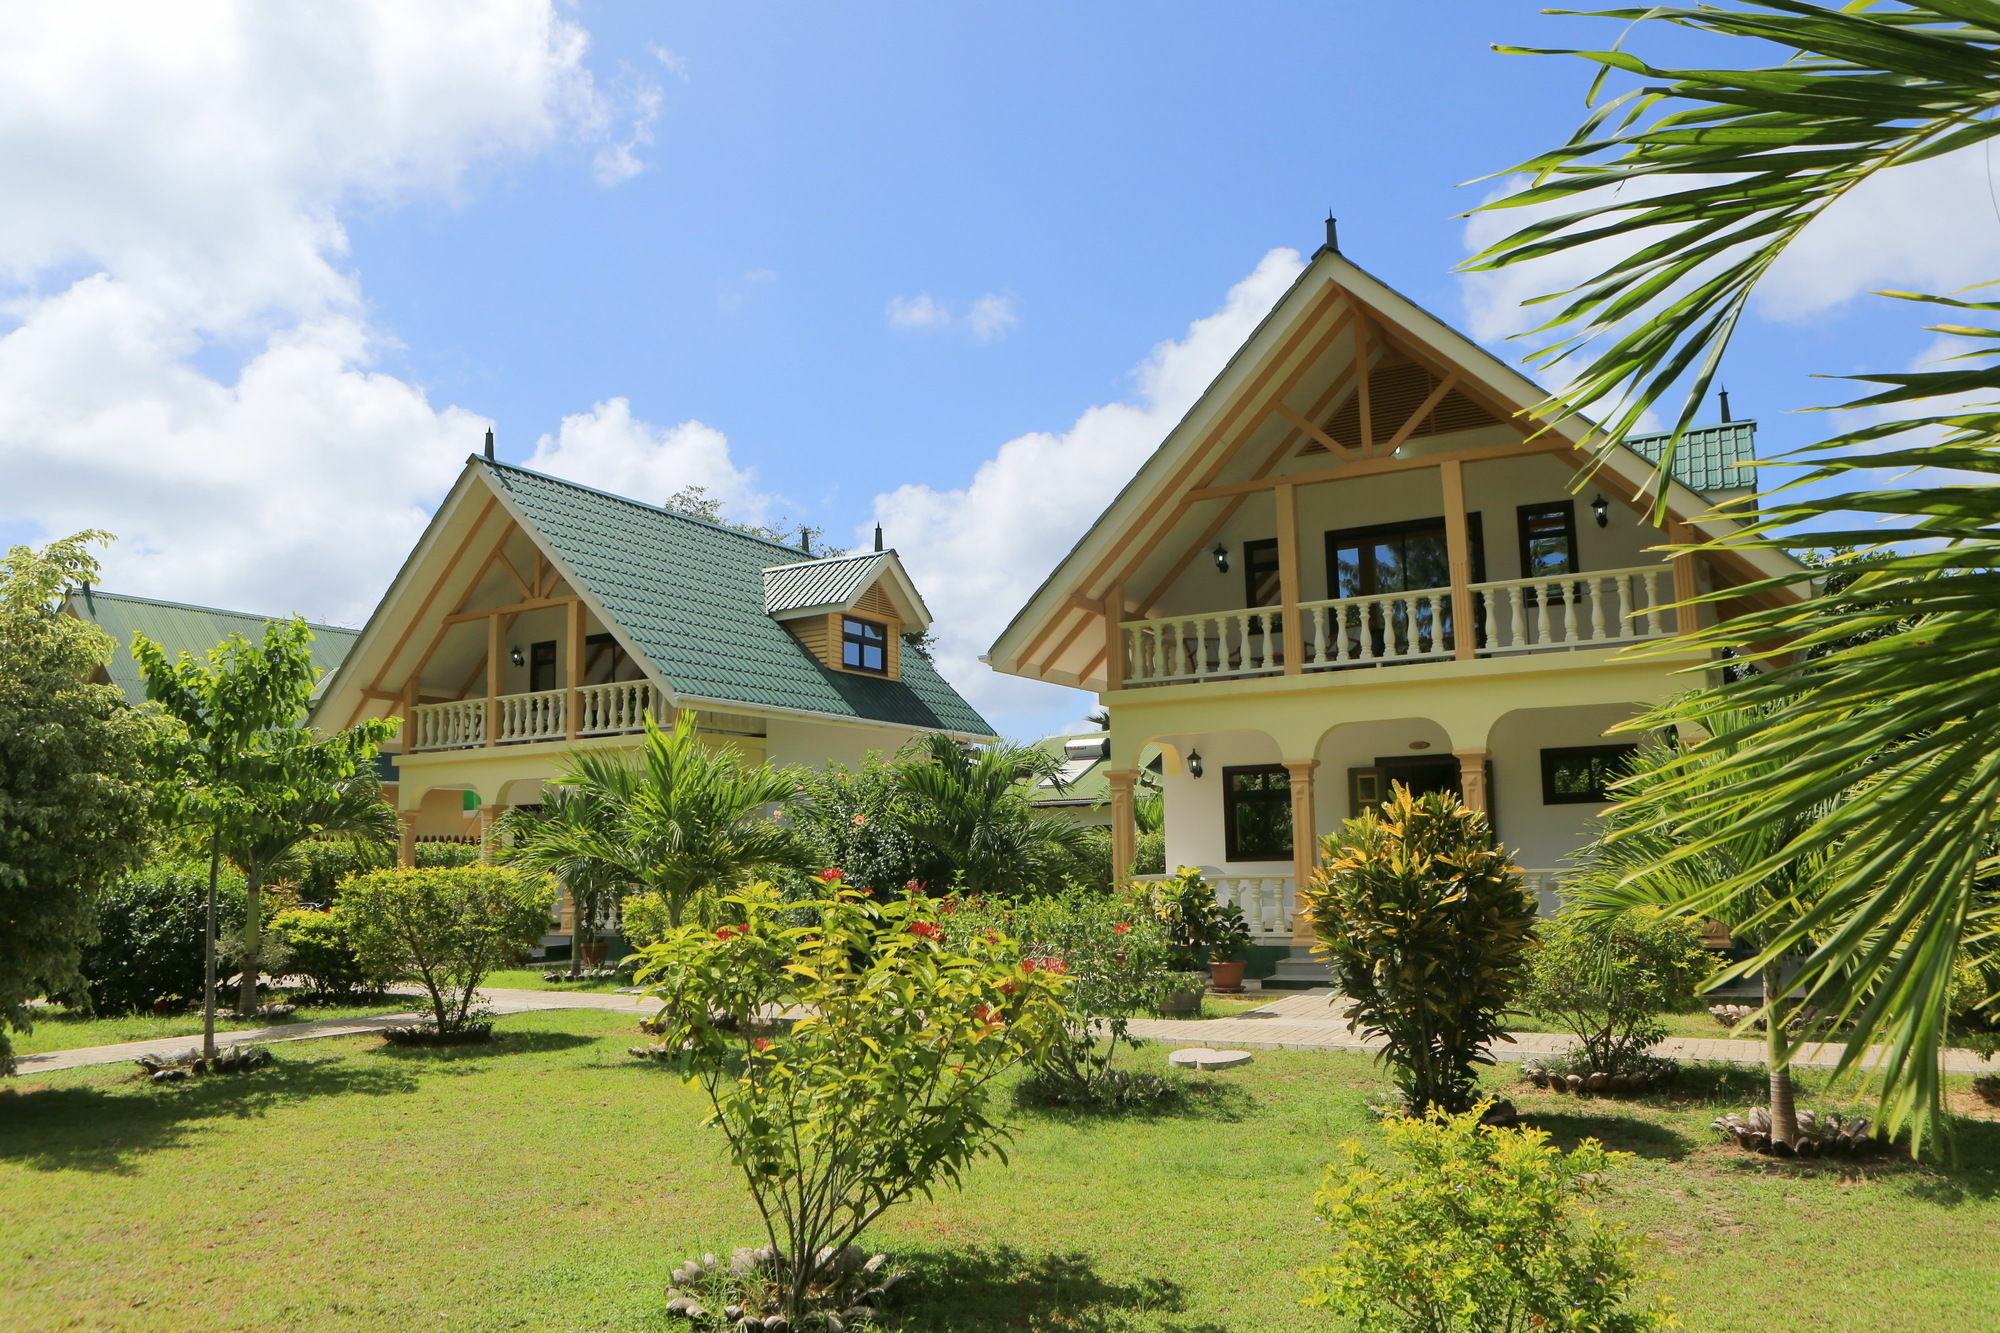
580, 940, 607, 967
1207, 959, 1247, 993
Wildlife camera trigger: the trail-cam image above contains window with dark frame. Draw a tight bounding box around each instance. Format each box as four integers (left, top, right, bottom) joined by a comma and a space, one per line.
1243, 538, 1282, 610
1540, 744, 1638, 804
841, 615, 888, 673
1223, 764, 1293, 860
1517, 501, 1580, 580
528, 640, 557, 693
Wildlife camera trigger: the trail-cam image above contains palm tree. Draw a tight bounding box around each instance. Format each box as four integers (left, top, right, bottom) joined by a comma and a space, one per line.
222, 760, 398, 1015
891, 733, 1093, 896
1467, 2, 2000, 1151
501, 784, 630, 976
515, 712, 808, 934
1567, 705, 1846, 1147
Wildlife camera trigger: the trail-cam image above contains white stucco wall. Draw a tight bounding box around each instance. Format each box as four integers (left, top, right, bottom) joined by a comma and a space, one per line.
1158, 727, 1289, 878
1484, 702, 1647, 869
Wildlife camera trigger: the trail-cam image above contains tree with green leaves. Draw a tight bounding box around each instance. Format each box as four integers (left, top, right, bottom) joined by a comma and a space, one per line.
501, 782, 631, 975
1468, 1, 2000, 1152
337, 866, 552, 1034
136, 616, 392, 1054
0, 534, 156, 1074
510, 711, 807, 932
891, 732, 1097, 897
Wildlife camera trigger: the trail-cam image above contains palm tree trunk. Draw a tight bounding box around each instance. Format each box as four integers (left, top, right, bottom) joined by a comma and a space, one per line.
1764, 962, 1799, 1145
202, 832, 221, 1061
568, 886, 585, 978
236, 868, 264, 1016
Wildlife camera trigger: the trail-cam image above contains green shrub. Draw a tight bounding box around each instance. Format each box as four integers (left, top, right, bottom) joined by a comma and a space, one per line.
1522, 906, 1709, 1076
1147, 867, 1251, 966
639, 888, 1074, 1320
947, 887, 1179, 1103
780, 753, 942, 896
1300, 786, 1536, 1114
1304, 1100, 1673, 1332
1132, 827, 1166, 876
414, 841, 481, 871
78, 862, 247, 1013
269, 907, 383, 995
618, 889, 674, 952
336, 867, 553, 1033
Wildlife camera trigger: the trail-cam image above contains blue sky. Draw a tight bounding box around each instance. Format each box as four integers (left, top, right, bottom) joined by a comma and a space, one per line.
3, 4, 1989, 741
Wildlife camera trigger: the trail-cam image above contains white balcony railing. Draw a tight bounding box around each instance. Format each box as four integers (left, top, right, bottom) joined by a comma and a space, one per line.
1133, 872, 1296, 940
409, 680, 666, 752
1118, 564, 1675, 687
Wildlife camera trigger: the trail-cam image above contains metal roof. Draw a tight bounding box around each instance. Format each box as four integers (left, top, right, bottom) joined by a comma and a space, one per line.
1023, 731, 1161, 806
1624, 420, 1759, 494
481, 460, 994, 738
763, 551, 891, 615
65, 589, 359, 706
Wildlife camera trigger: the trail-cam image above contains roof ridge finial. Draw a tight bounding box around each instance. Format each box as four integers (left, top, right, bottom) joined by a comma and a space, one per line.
1324, 211, 1339, 254
873, 523, 884, 553
483, 426, 495, 461
1717, 386, 1733, 423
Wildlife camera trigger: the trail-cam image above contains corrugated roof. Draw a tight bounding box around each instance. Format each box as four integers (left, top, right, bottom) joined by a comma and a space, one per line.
1625, 420, 1758, 494
764, 552, 890, 615
1023, 732, 1161, 806
481, 460, 994, 738
66, 589, 359, 706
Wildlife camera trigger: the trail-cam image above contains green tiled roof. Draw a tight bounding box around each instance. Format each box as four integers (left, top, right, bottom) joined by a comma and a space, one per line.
764, 552, 890, 615
65, 589, 359, 706
482, 460, 994, 738
1625, 420, 1758, 494
1023, 732, 1161, 807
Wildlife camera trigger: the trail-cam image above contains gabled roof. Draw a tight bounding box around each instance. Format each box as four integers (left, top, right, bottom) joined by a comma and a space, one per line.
477, 461, 990, 736
1627, 420, 1758, 494
65, 588, 358, 706
763, 550, 933, 629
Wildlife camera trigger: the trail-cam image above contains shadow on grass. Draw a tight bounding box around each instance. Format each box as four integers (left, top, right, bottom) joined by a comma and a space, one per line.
1010, 1073, 1256, 1126
888, 1245, 1226, 1333
1524, 1110, 1691, 1162
0, 1056, 417, 1175
371, 1030, 597, 1062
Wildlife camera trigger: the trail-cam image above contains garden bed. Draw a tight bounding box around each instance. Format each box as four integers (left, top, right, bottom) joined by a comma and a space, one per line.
3, 1009, 1994, 1332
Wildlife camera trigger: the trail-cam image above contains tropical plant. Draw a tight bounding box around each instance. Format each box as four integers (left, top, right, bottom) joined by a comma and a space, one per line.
1149, 866, 1251, 966
890, 732, 1099, 896
1299, 786, 1537, 1114
781, 751, 942, 895
337, 866, 552, 1034
75, 861, 247, 1016
636, 888, 1074, 1321
1467, 0, 2000, 1151
1303, 1099, 1673, 1332
219, 753, 397, 1014
511, 712, 807, 934
1563, 709, 1849, 1148
502, 783, 633, 976
1521, 905, 1710, 1078
268, 906, 383, 996
0, 533, 156, 1074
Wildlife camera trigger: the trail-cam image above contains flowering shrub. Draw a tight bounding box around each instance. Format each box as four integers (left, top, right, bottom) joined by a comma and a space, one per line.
946, 888, 1180, 1104
1303, 1100, 1672, 1332
780, 755, 945, 897
1148, 867, 1251, 965
638, 888, 1075, 1321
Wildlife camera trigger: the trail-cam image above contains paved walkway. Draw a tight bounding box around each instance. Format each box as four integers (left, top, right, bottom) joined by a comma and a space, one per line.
14, 984, 1993, 1077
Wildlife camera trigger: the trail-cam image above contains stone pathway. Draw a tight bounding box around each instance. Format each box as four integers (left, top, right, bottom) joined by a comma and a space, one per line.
1123, 988, 1996, 1074
15, 983, 1993, 1077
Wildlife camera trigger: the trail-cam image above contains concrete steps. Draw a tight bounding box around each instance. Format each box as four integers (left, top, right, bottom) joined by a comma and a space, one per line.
1265, 948, 1334, 989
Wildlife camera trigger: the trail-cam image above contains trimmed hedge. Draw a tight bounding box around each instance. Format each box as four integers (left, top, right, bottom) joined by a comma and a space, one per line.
79, 862, 247, 1014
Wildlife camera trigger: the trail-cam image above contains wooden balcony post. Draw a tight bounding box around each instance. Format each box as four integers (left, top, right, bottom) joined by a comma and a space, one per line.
485, 615, 502, 746
1283, 758, 1319, 945
1669, 519, 1701, 635
1440, 459, 1476, 660
1103, 584, 1126, 691
1107, 769, 1140, 883
396, 810, 418, 869
1276, 481, 1304, 673
565, 598, 584, 741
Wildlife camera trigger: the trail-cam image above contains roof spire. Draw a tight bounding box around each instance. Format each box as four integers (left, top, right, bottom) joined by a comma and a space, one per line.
1718, 387, 1733, 423
873, 523, 884, 553
1324, 211, 1339, 254
483, 426, 495, 461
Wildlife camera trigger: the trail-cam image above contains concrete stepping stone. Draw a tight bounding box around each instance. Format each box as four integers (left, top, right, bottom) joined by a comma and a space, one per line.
1168, 1047, 1253, 1071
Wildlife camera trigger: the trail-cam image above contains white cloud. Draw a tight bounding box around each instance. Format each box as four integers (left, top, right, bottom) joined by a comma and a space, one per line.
649, 43, 690, 81
0, 3, 648, 626
885, 291, 1017, 340
593, 82, 662, 187
869, 248, 1306, 736
524, 398, 774, 525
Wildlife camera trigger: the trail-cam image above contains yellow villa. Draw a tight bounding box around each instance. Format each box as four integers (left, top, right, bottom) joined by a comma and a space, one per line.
312, 447, 994, 867
985, 229, 1803, 981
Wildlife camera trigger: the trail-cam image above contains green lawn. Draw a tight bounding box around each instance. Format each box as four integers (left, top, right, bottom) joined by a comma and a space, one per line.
483, 966, 631, 993
3, 1008, 1994, 1332
6, 1000, 410, 1058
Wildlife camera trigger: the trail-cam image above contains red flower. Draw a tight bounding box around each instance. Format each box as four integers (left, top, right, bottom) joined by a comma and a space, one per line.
1113, 922, 1131, 934
903, 878, 925, 895
715, 926, 739, 941
983, 929, 1001, 943
817, 867, 845, 882
752, 1037, 772, 1052
1000, 981, 1017, 995
1021, 958, 1038, 973
939, 898, 958, 915
852, 814, 868, 826
972, 1004, 993, 1023
908, 921, 942, 941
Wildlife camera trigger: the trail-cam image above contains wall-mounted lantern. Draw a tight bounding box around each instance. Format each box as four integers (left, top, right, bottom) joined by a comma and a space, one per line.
1591, 494, 1610, 528
509, 645, 525, 667
1186, 748, 1204, 779
1212, 543, 1229, 573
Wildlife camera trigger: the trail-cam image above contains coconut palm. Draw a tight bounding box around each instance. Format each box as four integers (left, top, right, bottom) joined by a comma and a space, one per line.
1567, 705, 1847, 1146
891, 732, 1093, 896
1467, 1, 2000, 1151
514, 712, 808, 934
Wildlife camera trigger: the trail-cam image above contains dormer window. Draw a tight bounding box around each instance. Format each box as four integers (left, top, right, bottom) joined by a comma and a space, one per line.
842, 616, 888, 674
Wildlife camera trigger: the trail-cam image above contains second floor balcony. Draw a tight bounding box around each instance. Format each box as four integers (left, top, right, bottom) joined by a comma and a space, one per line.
1117, 564, 1677, 687
407, 679, 662, 752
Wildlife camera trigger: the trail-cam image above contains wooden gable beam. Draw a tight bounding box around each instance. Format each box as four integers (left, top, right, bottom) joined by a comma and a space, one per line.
348, 493, 499, 727
1353, 311, 1375, 456
1380, 370, 1462, 456
1274, 403, 1358, 461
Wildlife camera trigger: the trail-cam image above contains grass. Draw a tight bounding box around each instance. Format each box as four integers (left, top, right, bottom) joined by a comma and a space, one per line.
6, 999, 409, 1058
484, 966, 632, 993
3, 1008, 1994, 1332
